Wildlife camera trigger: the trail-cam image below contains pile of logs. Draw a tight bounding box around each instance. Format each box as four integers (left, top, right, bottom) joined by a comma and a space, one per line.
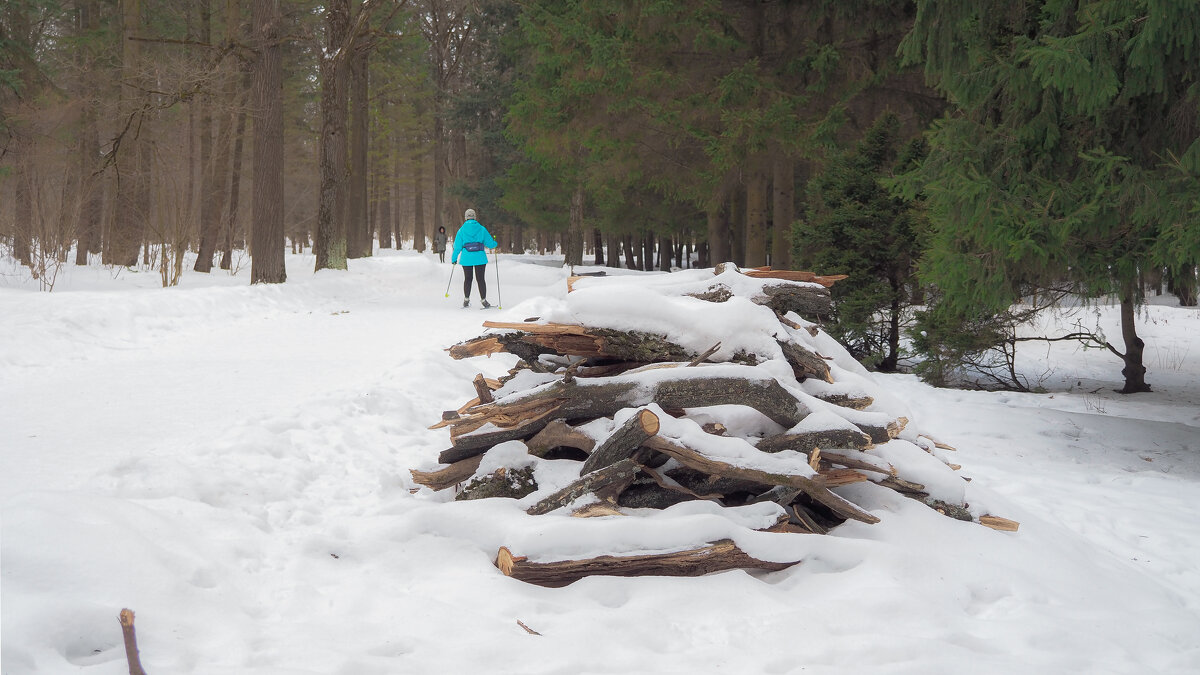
412, 265, 1017, 587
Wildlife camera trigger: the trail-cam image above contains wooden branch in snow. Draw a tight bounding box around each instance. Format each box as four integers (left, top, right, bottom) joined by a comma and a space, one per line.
778, 340, 833, 383
495, 538, 801, 587
119, 609, 147, 675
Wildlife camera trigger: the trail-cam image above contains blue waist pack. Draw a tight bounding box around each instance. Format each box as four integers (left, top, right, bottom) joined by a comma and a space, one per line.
463, 242, 485, 252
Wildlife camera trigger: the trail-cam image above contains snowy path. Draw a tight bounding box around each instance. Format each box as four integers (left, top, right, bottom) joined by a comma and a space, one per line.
3, 251, 1199, 674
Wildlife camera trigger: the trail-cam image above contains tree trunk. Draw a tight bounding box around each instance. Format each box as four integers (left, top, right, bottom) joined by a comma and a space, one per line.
658, 234, 672, 271
250, 0, 286, 283
74, 0, 103, 266
347, 39, 371, 258
194, 0, 218, 273
108, 0, 143, 267
706, 202, 730, 266
744, 165, 768, 267
314, 0, 350, 271
1118, 276, 1150, 393
1170, 264, 1197, 306
592, 228, 604, 265
412, 147, 426, 251
641, 233, 653, 271
771, 155, 793, 269
622, 234, 637, 270
220, 76, 249, 269
565, 182, 584, 267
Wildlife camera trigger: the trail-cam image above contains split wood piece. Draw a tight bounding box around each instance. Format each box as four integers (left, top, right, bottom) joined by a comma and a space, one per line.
119, 609, 148, 675
411, 454, 485, 491
579, 408, 661, 475
813, 451, 895, 477
756, 429, 874, 454
439, 401, 564, 464
565, 272, 608, 293
572, 502, 625, 518
641, 436, 879, 524
874, 475, 926, 493
919, 434, 958, 451
495, 538, 800, 587
526, 458, 641, 515
979, 515, 1020, 532
778, 340, 833, 383
787, 504, 828, 534
525, 419, 597, 458
616, 479, 699, 509
473, 374, 495, 404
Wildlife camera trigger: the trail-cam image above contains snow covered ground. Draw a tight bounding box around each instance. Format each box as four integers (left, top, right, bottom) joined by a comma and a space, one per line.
2, 249, 1199, 674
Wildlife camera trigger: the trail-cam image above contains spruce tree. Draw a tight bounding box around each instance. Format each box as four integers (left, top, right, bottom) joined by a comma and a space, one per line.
900, 0, 1200, 393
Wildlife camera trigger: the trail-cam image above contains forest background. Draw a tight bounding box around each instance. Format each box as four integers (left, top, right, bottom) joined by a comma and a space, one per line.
2, 0, 1198, 391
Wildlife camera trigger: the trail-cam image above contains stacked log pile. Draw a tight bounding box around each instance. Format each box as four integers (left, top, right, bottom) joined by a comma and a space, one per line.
412, 264, 1018, 587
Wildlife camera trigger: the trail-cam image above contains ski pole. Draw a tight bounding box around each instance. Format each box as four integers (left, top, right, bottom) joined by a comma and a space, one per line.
444, 262, 455, 298
493, 248, 502, 309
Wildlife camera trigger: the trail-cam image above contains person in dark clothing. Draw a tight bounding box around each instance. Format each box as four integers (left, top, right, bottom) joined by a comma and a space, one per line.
450, 208, 498, 308
433, 226, 448, 263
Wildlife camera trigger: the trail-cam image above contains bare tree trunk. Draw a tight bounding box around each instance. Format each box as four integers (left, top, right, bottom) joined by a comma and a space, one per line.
1118, 275, 1149, 393
771, 155, 793, 269
706, 202, 729, 266
347, 39, 370, 258
194, 0, 218, 272
641, 233, 653, 271
744, 164, 768, 267
658, 234, 672, 271
592, 228, 604, 265
220, 76, 248, 268
378, 132, 393, 249
623, 234, 636, 270
75, 0, 103, 266
412, 147, 426, 251
730, 189, 746, 267
565, 182, 584, 267
108, 0, 144, 267
314, 0, 350, 271
250, 0, 286, 283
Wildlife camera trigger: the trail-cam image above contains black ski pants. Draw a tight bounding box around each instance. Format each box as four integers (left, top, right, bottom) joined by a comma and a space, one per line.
462, 264, 487, 300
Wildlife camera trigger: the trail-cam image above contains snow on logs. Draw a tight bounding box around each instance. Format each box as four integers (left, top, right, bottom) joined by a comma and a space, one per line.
413, 264, 1019, 587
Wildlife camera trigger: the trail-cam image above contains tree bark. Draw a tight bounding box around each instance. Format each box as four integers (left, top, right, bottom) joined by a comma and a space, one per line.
579, 408, 660, 475
118, 609, 147, 675
1118, 276, 1151, 393
314, 0, 350, 271
526, 458, 641, 515
771, 155, 793, 269
744, 164, 769, 267
194, 0, 218, 273
565, 182, 584, 267
495, 538, 800, 587
347, 38, 371, 258
250, 0, 286, 283
706, 201, 730, 266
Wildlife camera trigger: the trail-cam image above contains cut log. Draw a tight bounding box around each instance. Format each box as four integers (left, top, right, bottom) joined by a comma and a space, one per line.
411, 454, 485, 491
714, 262, 847, 287
524, 418, 596, 458
756, 429, 874, 454
579, 408, 660, 475
689, 281, 833, 317
979, 515, 1020, 532
662, 465, 766, 497
616, 479, 699, 509
526, 458, 641, 515
855, 416, 907, 445
641, 435, 879, 524
451, 321, 696, 365
440, 368, 812, 464
778, 340, 834, 383
495, 538, 801, 587
810, 392, 875, 410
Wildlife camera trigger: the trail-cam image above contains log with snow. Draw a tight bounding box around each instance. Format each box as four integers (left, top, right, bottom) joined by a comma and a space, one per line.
413, 265, 1017, 586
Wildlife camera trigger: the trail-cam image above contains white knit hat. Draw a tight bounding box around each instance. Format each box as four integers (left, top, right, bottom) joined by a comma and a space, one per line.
464, 209, 476, 220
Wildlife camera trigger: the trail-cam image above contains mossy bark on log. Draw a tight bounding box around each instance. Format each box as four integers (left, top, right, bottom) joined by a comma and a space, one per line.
411, 454, 484, 491
855, 416, 907, 445
495, 538, 801, 587
810, 392, 875, 410
579, 408, 660, 475
616, 480, 698, 509
526, 458, 641, 515
688, 280, 832, 318
641, 436, 879, 524
456, 466, 538, 501
451, 322, 695, 366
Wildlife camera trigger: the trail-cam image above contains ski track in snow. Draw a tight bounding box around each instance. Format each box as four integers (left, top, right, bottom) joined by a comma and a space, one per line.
2, 250, 1200, 674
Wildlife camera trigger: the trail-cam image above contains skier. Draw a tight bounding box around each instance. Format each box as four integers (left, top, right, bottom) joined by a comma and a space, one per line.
433, 226, 448, 263
451, 208, 498, 308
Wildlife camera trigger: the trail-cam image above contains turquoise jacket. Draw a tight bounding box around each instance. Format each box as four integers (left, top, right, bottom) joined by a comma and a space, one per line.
451, 219, 497, 266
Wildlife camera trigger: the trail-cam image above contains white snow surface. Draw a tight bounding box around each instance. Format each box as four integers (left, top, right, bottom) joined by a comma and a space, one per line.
3, 250, 1200, 674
